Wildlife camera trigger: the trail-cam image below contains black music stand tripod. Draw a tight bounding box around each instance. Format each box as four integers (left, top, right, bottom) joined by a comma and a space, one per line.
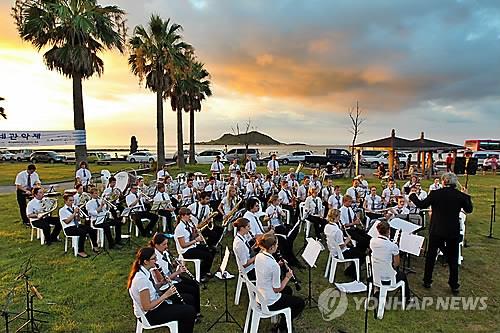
301, 238, 321, 308
207, 248, 242, 332
488, 187, 497, 239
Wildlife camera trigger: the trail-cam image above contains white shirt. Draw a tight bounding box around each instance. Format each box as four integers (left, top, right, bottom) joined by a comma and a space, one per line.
156, 169, 170, 180
304, 196, 324, 217
15, 170, 40, 189
265, 204, 284, 227
74, 192, 82, 207
129, 266, 161, 317
58, 205, 79, 229
296, 185, 309, 201
370, 236, 399, 281
245, 182, 260, 198
311, 180, 322, 191
345, 186, 358, 201
204, 183, 221, 201
228, 163, 240, 178
126, 192, 144, 212
221, 197, 238, 215
26, 198, 43, 222
267, 159, 280, 173
328, 193, 343, 209
324, 223, 346, 258
153, 191, 171, 203
262, 180, 275, 196
321, 186, 334, 202
255, 252, 281, 306
243, 210, 265, 235
86, 197, 107, 224
278, 189, 293, 205
75, 168, 91, 185
429, 183, 442, 192
245, 161, 257, 174
364, 194, 383, 211
210, 160, 225, 173
233, 233, 254, 274
389, 206, 410, 216
174, 221, 195, 254
188, 202, 210, 225
339, 205, 356, 226
181, 186, 196, 206
154, 248, 173, 277
382, 187, 401, 204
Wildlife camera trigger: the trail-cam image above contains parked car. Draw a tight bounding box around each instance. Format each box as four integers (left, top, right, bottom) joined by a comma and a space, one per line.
359, 150, 384, 166
195, 150, 226, 164
30, 151, 66, 163
87, 152, 112, 163
127, 151, 157, 163
277, 151, 313, 164
0, 150, 15, 161
172, 149, 190, 163
225, 148, 261, 162
14, 149, 33, 161
361, 151, 407, 169
304, 148, 352, 167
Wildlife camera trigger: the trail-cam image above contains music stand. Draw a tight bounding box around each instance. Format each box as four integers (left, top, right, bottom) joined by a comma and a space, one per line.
91, 215, 113, 262
301, 238, 322, 308
207, 247, 242, 331
120, 207, 141, 249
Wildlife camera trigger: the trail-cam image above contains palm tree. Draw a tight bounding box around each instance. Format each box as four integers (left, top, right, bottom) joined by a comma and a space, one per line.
170, 57, 211, 166
128, 15, 191, 167
13, 0, 126, 167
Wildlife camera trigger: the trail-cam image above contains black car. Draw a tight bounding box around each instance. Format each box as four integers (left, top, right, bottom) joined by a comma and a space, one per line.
304, 148, 352, 167
30, 151, 66, 164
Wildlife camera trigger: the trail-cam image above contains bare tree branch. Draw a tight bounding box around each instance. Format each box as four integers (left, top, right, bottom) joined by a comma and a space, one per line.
348, 101, 365, 177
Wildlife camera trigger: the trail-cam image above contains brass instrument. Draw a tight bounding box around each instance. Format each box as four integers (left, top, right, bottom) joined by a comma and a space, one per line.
197, 211, 219, 232
188, 219, 206, 245
78, 192, 92, 208
221, 198, 243, 227
36, 197, 58, 218
295, 162, 304, 176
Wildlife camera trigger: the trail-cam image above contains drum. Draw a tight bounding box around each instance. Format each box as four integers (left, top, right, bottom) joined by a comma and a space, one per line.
115, 171, 137, 194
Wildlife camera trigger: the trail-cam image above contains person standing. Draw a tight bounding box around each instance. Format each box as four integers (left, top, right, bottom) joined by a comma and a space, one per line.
15, 164, 40, 226
409, 172, 472, 294
445, 153, 454, 173
75, 161, 92, 190
267, 154, 280, 174
210, 155, 224, 180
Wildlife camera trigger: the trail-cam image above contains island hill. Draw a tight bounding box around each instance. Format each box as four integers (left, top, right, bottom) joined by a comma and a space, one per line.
197, 131, 304, 146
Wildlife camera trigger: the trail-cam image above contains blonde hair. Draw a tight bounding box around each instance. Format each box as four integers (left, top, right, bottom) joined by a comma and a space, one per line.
327, 209, 340, 223
257, 231, 277, 250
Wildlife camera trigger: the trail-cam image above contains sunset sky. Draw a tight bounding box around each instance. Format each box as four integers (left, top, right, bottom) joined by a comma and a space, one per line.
1, 0, 499, 147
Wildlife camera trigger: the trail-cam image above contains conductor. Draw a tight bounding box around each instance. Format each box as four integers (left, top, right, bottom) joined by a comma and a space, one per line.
409, 172, 472, 295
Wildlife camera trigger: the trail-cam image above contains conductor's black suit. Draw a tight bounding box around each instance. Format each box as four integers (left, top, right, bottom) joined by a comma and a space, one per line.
410, 186, 473, 290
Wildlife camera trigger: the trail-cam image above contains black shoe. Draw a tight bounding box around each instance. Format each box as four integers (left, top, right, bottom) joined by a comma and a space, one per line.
451, 287, 460, 295
423, 282, 432, 289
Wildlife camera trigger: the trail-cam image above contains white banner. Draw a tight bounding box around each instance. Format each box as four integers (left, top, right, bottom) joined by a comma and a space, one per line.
0, 130, 86, 147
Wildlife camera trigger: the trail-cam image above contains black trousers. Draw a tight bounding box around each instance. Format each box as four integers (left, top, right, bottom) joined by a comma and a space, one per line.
201, 225, 223, 248
275, 224, 299, 265
64, 225, 97, 252
246, 268, 256, 281
94, 218, 122, 247
268, 286, 305, 329
424, 234, 460, 289
158, 209, 174, 233
342, 247, 366, 278
182, 245, 215, 277
31, 216, 62, 244
175, 278, 201, 313
16, 190, 29, 224
345, 228, 371, 252
282, 204, 297, 225
307, 215, 327, 237
145, 301, 196, 333
131, 211, 158, 236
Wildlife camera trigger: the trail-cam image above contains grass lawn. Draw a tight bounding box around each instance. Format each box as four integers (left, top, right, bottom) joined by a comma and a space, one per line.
0, 172, 498, 332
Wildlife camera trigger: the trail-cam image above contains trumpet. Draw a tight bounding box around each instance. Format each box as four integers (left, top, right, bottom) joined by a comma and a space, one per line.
101, 196, 118, 210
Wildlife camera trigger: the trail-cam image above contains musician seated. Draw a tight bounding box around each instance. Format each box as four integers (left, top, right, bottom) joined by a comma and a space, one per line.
287, 172, 299, 190
364, 186, 383, 213
255, 232, 305, 332
382, 179, 401, 208
355, 174, 369, 196
181, 179, 197, 207
73, 183, 84, 207
243, 197, 267, 236
345, 178, 361, 209
188, 192, 222, 249
75, 160, 91, 190
339, 195, 370, 250
310, 173, 322, 192
304, 188, 327, 238
149, 234, 201, 319
218, 186, 239, 220
328, 185, 343, 210
369, 221, 411, 300
174, 208, 215, 283
406, 184, 427, 214
153, 183, 175, 234
126, 185, 158, 237
228, 159, 240, 178
321, 179, 335, 211
386, 196, 410, 219
26, 187, 62, 245
245, 174, 261, 199
204, 176, 222, 212
324, 209, 365, 279
267, 154, 280, 174
277, 180, 296, 224
157, 164, 170, 182
59, 194, 98, 258
233, 218, 256, 280
403, 175, 419, 194
128, 247, 196, 332
429, 177, 442, 192
86, 188, 122, 248
296, 176, 310, 203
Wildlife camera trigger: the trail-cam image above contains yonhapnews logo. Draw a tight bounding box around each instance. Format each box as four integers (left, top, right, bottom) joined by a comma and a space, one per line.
318, 288, 348, 321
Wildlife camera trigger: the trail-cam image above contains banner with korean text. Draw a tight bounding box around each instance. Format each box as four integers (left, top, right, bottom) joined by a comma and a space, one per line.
0, 130, 86, 147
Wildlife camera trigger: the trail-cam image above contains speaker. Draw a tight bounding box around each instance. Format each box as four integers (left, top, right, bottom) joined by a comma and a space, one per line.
454, 157, 478, 175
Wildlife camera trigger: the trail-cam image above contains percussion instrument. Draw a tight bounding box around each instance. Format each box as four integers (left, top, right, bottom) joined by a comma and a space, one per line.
115, 171, 137, 194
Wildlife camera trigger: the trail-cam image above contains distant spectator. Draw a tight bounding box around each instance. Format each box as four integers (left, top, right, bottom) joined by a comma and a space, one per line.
445, 153, 454, 172
406, 154, 412, 171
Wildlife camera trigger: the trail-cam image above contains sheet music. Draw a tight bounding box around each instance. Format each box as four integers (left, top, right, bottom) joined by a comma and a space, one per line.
219, 246, 230, 275
367, 220, 381, 238
301, 238, 322, 267
399, 232, 425, 256
335, 281, 367, 293
389, 218, 421, 233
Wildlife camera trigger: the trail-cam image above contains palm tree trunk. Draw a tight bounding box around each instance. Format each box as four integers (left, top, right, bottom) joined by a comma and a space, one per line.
189, 108, 196, 164
156, 90, 165, 168
176, 109, 185, 168
73, 73, 87, 171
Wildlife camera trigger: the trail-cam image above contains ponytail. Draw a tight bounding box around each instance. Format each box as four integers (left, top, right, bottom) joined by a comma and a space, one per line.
257, 230, 277, 251
233, 217, 249, 231
149, 233, 167, 248
175, 207, 191, 227
127, 247, 155, 289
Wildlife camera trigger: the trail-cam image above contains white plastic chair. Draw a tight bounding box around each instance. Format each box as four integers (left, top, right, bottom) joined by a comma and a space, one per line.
298, 202, 313, 237
128, 289, 179, 333
324, 241, 360, 283
30, 223, 45, 245
174, 239, 201, 282
365, 255, 405, 319
61, 227, 79, 257
243, 276, 292, 333
234, 258, 256, 305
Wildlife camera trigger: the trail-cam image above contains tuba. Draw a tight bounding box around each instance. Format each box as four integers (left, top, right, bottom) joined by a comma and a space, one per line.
37, 197, 58, 218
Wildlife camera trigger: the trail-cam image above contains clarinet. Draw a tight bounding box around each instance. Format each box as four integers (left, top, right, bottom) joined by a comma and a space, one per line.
154, 263, 185, 304
275, 252, 301, 291
170, 253, 200, 285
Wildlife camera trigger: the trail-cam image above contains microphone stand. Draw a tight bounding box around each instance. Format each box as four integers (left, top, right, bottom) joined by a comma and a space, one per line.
488, 187, 497, 239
